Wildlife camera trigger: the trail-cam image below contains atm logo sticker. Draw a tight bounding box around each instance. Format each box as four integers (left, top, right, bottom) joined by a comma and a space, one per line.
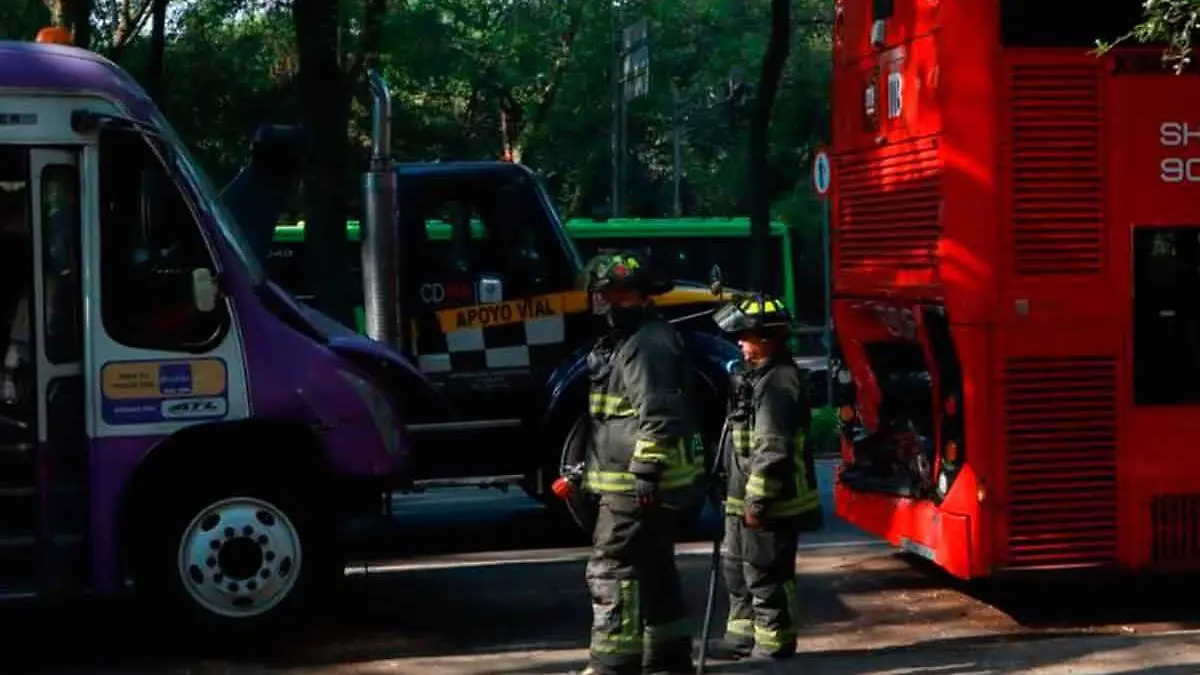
100, 358, 229, 426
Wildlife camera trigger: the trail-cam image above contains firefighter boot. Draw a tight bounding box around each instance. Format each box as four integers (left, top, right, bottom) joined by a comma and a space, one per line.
705, 638, 756, 661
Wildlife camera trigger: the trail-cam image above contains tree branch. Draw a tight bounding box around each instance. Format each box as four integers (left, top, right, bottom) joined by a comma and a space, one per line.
345, 0, 391, 79
524, 4, 583, 134
109, 0, 154, 56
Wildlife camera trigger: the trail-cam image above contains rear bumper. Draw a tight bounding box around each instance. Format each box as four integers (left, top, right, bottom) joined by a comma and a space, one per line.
834, 479, 974, 579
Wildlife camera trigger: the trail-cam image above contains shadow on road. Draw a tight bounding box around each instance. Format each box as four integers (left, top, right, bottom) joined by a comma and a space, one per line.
2, 492, 1199, 674
899, 554, 1200, 633
714, 632, 1200, 675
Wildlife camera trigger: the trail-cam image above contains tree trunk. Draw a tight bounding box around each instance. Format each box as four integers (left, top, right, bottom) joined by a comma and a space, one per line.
294, 0, 354, 326
492, 4, 581, 164
747, 0, 791, 291
500, 102, 523, 162
70, 0, 91, 48
146, 0, 168, 101
293, 0, 389, 327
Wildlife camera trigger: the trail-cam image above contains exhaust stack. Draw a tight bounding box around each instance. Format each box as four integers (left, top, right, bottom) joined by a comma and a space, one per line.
362, 70, 401, 349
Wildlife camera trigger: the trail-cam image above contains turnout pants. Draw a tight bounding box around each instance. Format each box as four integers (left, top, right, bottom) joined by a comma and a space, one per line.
720, 516, 799, 657
585, 494, 692, 675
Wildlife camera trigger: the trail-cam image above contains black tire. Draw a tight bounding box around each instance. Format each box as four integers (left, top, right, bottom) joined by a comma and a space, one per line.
538, 378, 726, 539
559, 414, 599, 534
129, 466, 338, 640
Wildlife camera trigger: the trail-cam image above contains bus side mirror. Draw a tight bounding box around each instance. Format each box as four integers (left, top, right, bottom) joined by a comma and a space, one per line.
710, 264, 724, 297
192, 268, 219, 313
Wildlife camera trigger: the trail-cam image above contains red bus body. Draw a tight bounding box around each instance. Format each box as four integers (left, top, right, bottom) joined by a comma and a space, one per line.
830, 0, 1200, 578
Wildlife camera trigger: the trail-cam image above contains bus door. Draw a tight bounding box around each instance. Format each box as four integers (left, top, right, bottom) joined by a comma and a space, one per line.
0, 145, 88, 595
1130, 227, 1200, 565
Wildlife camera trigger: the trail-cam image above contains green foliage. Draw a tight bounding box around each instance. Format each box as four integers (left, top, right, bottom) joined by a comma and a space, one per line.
1096, 0, 1200, 72
43, 0, 832, 220
809, 406, 839, 456
0, 0, 50, 40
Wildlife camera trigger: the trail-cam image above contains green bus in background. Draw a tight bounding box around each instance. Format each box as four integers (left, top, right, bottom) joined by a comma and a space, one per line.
269, 217, 798, 318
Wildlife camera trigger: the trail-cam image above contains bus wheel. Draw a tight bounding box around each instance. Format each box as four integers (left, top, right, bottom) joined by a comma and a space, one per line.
132, 473, 335, 637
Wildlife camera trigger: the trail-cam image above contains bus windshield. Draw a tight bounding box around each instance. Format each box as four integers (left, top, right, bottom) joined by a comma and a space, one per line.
1001, 0, 1147, 47
151, 110, 266, 285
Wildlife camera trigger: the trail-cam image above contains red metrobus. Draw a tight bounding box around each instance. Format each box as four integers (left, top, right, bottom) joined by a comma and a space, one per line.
829, 0, 1200, 578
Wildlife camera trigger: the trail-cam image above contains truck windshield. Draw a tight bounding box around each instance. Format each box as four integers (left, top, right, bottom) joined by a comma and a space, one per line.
533, 179, 585, 272
150, 111, 266, 286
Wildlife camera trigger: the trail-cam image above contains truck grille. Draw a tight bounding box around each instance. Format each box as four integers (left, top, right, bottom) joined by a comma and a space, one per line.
1006, 62, 1104, 276
1003, 356, 1118, 568
835, 136, 941, 273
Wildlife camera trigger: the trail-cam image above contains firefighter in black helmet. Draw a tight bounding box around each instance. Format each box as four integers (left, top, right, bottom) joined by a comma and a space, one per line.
709, 294, 820, 662
564, 250, 704, 675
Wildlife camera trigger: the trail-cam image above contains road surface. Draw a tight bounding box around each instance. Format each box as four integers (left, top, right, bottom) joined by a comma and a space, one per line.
7, 461, 1200, 674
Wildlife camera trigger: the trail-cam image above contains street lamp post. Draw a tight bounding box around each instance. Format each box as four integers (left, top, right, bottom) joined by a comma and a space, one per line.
612, 14, 649, 218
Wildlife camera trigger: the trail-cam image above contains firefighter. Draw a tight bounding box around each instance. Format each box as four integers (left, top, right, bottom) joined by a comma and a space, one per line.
709, 294, 820, 662
566, 251, 704, 675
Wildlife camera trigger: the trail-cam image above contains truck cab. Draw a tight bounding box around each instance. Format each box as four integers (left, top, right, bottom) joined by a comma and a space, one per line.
382, 161, 740, 501
260, 155, 742, 510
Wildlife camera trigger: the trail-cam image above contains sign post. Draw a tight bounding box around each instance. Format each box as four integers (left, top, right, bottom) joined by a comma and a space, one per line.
812, 148, 834, 408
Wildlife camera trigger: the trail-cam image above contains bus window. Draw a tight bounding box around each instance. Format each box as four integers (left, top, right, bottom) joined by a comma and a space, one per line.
98, 132, 228, 351
40, 164, 82, 364
0, 151, 30, 416
1000, 1, 1145, 47
1132, 227, 1200, 405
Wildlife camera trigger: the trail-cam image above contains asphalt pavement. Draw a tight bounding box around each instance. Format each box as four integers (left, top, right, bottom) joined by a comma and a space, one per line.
6, 460, 1200, 674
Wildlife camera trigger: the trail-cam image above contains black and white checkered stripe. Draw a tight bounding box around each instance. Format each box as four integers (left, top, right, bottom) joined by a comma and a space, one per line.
415, 313, 567, 374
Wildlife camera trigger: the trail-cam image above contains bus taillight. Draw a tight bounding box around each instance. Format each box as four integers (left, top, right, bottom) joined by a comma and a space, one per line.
944, 394, 957, 417
943, 440, 959, 464
839, 405, 855, 422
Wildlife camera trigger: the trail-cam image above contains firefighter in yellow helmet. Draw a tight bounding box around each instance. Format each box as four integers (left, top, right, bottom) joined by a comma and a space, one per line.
565, 251, 704, 675
709, 294, 820, 662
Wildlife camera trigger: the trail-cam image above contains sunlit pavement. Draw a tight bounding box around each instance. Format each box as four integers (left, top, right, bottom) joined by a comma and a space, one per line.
14, 460, 1200, 674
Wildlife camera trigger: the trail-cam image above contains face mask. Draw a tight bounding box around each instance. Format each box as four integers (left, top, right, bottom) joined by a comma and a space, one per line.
606, 305, 646, 330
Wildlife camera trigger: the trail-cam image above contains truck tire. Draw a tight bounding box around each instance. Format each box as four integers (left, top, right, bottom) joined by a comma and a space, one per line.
558, 414, 598, 534
547, 382, 724, 540
130, 468, 337, 637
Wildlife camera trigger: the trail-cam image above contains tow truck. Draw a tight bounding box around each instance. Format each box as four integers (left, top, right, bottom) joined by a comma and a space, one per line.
251, 158, 741, 519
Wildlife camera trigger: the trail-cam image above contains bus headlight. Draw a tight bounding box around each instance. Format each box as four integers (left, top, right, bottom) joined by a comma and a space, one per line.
337, 369, 400, 455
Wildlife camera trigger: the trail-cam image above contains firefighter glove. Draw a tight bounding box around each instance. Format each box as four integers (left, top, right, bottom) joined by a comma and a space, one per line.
633, 474, 660, 510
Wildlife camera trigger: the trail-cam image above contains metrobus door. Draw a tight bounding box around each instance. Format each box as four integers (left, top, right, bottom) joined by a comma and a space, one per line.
0, 145, 88, 596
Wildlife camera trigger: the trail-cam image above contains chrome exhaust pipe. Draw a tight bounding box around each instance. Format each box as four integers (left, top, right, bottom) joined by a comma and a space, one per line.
361, 70, 401, 349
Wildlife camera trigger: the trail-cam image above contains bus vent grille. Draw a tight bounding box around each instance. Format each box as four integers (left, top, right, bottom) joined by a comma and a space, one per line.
835, 136, 941, 273
1003, 356, 1118, 568
1151, 495, 1200, 565
1007, 63, 1103, 276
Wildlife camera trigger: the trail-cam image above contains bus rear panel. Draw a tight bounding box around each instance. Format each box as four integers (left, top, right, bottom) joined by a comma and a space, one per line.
832, 0, 1200, 577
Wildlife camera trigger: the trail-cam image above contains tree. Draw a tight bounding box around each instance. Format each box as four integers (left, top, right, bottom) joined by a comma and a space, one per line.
746, 0, 791, 289
22, 0, 833, 292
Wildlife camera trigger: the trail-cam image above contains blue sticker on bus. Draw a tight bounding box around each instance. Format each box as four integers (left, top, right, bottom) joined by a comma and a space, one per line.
100, 358, 229, 426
